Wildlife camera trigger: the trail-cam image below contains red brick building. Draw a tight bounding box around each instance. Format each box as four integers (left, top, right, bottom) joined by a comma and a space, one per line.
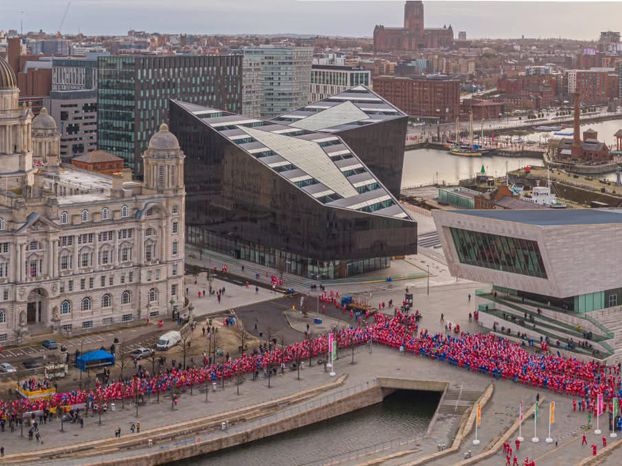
72, 150, 125, 175
6, 37, 52, 99
462, 99, 505, 120
373, 75, 459, 122
374, 1, 454, 52
567, 69, 619, 105
496, 74, 561, 110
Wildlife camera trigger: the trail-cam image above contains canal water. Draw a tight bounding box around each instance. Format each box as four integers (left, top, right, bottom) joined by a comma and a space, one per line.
402, 117, 622, 188
179, 390, 440, 466
402, 148, 543, 188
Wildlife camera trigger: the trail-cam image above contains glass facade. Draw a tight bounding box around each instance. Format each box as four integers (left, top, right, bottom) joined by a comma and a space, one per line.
450, 227, 547, 278
243, 47, 312, 118
187, 226, 390, 279
170, 101, 417, 279
97, 55, 242, 171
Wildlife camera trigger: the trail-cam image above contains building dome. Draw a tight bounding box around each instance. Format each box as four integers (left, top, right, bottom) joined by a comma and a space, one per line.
0, 56, 17, 90
148, 123, 180, 150
32, 107, 57, 131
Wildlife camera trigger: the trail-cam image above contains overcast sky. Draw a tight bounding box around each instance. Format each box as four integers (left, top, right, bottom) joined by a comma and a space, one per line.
1, 1, 619, 40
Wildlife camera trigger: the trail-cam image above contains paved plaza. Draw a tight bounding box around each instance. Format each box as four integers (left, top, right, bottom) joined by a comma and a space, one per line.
0, 342, 615, 465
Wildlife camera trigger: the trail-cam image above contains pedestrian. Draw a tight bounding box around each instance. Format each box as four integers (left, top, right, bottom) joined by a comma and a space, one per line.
513, 455, 519, 466
0, 446, 4, 456
592, 444, 597, 456
255, 286, 259, 294
602, 436, 607, 448
130, 423, 135, 433
35, 432, 40, 443
582, 433, 587, 446
440, 313, 444, 323
468, 293, 471, 302
202, 327, 206, 336
573, 399, 577, 412
137, 421, 141, 433
515, 437, 520, 451
506, 454, 511, 466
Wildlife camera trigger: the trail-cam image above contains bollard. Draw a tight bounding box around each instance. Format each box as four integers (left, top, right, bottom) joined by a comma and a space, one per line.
212, 382, 217, 392
148, 439, 153, 448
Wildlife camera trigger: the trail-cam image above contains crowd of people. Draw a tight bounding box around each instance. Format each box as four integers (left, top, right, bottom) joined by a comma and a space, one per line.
0, 311, 621, 422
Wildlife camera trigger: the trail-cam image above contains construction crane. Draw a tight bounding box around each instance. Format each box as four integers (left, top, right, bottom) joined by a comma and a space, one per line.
56, 1, 72, 37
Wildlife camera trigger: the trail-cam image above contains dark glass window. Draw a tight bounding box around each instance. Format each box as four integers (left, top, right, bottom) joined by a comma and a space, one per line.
449, 228, 547, 278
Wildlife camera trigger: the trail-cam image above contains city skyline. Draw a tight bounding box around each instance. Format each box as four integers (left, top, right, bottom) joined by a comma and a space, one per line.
2, 1, 622, 40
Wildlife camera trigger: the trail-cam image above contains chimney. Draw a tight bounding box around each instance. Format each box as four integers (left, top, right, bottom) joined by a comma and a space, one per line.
571, 92, 582, 157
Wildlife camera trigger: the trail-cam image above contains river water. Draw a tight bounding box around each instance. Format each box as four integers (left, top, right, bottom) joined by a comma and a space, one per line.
179, 390, 439, 466
402, 118, 622, 188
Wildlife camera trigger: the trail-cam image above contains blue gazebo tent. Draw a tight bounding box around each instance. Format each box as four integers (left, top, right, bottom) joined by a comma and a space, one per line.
76, 349, 115, 372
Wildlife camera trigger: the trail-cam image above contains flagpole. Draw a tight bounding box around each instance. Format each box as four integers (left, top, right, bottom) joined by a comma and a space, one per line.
611, 397, 619, 438
532, 401, 540, 443
329, 332, 336, 377
546, 401, 554, 443
473, 402, 481, 445
595, 394, 602, 435
517, 401, 524, 442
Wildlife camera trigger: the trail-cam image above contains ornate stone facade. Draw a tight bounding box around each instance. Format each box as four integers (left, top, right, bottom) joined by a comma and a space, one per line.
0, 56, 185, 344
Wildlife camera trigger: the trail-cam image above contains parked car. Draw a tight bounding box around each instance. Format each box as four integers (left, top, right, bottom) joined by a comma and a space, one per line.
42, 339, 58, 350
130, 347, 154, 360
23, 358, 44, 369
156, 331, 182, 351
0, 362, 17, 373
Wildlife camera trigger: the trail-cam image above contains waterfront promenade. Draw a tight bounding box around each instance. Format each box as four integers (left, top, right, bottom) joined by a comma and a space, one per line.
0, 342, 616, 465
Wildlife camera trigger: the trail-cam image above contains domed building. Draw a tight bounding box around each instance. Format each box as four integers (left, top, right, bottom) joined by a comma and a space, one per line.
32, 107, 61, 165
0, 55, 34, 190
0, 55, 186, 344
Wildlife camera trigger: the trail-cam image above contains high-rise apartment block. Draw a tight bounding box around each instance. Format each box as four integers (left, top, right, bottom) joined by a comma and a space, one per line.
97, 55, 242, 171
242, 46, 312, 118
310, 65, 371, 102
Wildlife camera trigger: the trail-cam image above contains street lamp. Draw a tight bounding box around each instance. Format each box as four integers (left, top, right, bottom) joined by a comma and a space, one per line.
427, 265, 430, 296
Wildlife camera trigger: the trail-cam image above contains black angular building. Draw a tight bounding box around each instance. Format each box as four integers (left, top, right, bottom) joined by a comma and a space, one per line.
270, 86, 408, 197
170, 98, 417, 279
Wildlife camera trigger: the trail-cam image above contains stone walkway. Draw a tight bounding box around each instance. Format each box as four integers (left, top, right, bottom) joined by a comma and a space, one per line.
0, 344, 611, 465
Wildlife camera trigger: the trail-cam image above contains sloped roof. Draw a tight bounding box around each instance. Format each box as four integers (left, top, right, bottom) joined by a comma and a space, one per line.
73, 150, 124, 164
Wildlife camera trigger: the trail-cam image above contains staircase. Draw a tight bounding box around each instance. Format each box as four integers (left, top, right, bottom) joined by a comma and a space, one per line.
592, 311, 622, 351
476, 291, 615, 358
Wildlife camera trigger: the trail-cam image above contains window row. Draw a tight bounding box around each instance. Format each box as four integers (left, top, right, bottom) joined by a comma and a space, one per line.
60, 205, 130, 224
60, 290, 137, 314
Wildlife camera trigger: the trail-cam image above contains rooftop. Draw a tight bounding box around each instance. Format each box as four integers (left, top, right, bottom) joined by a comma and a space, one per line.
172, 99, 412, 221
453, 208, 622, 226
73, 150, 124, 164
272, 86, 406, 132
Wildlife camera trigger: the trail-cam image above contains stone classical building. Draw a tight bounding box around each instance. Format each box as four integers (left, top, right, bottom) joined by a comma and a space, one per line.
0, 56, 185, 345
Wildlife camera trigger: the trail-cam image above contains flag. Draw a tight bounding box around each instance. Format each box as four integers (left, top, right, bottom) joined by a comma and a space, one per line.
331, 333, 337, 361
598, 393, 604, 416
614, 398, 619, 420
476, 402, 481, 427
535, 401, 539, 421
550, 401, 555, 425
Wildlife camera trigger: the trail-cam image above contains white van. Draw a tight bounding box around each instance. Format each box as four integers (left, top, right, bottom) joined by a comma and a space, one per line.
156, 330, 182, 351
